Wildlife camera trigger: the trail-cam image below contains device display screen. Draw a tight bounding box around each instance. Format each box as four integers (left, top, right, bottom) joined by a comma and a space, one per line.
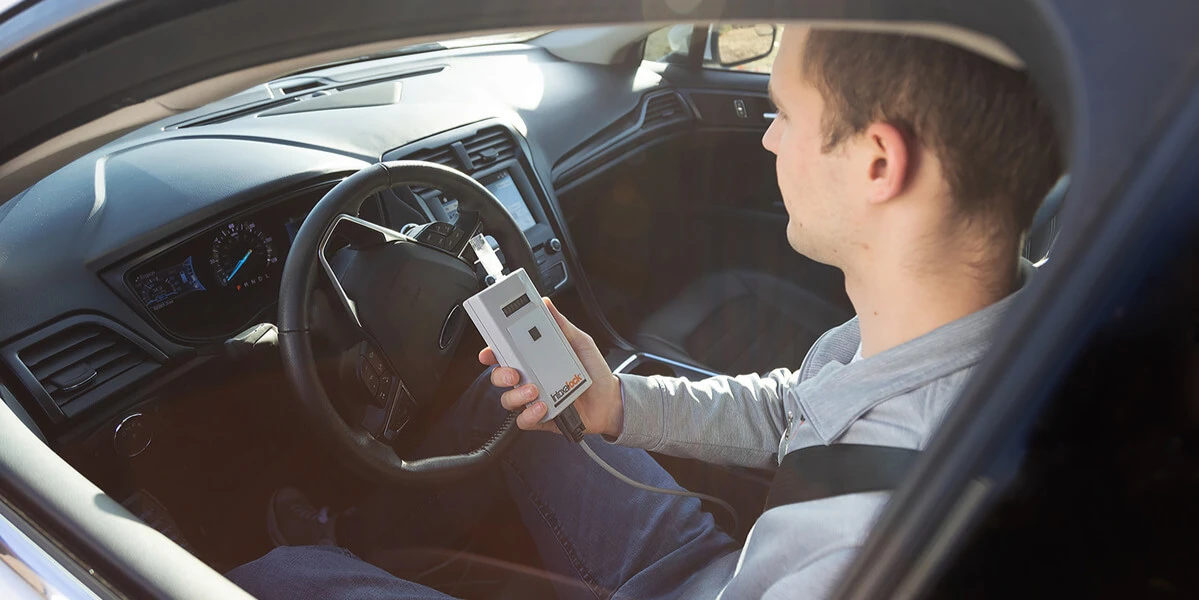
502, 293, 532, 317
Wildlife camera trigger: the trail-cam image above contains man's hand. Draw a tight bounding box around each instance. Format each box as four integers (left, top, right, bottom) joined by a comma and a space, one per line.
478, 298, 623, 437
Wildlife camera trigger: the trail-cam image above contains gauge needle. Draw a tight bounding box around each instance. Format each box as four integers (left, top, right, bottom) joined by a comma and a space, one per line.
226, 250, 253, 283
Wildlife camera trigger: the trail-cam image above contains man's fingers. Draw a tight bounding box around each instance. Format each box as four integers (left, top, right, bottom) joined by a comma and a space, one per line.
516, 401, 548, 429
500, 384, 539, 411
544, 298, 573, 332
479, 347, 497, 366
545, 298, 601, 362
490, 366, 521, 388
544, 298, 585, 344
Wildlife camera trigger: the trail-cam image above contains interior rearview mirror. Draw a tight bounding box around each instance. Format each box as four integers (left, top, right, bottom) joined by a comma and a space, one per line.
709, 24, 778, 68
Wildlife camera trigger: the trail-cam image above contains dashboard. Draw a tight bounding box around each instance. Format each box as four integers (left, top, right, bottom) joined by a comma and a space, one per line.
0, 40, 706, 428
103, 118, 573, 344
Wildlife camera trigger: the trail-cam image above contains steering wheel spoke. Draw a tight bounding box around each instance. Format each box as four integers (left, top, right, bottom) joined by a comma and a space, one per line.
318, 214, 412, 328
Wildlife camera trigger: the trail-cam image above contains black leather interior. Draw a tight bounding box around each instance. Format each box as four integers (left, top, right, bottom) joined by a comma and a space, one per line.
635, 269, 852, 374
635, 177, 1070, 375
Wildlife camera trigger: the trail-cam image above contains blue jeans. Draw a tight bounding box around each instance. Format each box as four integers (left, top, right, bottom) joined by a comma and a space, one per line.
226, 369, 738, 599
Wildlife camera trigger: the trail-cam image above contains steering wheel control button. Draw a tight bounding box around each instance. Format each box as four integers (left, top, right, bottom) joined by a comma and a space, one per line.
364, 347, 387, 375
411, 221, 470, 254
375, 378, 392, 406
359, 362, 380, 396
380, 387, 417, 441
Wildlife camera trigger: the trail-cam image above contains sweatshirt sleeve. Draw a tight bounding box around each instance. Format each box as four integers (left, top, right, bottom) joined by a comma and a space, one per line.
610, 369, 798, 468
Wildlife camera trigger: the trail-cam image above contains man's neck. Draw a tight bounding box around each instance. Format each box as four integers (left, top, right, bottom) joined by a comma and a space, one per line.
846, 255, 1017, 358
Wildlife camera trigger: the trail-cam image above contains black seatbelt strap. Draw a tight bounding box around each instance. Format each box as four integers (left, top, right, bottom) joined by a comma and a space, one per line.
764, 443, 922, 511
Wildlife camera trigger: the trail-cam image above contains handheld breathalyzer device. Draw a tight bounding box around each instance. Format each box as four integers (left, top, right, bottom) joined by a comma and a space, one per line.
460, 234, 740, 533
462, 235, 591, 423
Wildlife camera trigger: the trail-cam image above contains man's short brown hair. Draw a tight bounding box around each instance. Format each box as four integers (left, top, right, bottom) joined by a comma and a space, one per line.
802, 30, 1064, 239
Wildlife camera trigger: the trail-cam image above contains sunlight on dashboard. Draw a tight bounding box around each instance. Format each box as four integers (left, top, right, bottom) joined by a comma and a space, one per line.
477, 55, 545, 111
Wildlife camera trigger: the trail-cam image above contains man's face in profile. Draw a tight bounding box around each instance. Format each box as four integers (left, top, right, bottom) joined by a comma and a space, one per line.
763, 28, 867, 267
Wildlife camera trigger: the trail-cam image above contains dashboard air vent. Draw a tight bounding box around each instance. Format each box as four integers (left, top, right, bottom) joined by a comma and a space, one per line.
15, 322, 159, 410
405, 146, 462, 197
461, 127, 516, 170
642, 92, 689, 129
406, 145, 460, 170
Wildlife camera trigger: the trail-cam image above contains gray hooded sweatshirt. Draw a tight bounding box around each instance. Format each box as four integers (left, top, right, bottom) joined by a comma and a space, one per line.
612, 263, 1032, 599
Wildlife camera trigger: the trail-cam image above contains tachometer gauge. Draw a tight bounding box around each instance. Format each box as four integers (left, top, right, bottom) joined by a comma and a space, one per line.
209, 221, 278, 290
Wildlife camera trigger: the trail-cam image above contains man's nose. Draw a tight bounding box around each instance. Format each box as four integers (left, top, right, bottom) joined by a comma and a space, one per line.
762, 119, 779, 154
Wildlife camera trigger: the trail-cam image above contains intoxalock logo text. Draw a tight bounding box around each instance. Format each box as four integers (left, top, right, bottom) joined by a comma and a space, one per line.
551, 373, 585, 405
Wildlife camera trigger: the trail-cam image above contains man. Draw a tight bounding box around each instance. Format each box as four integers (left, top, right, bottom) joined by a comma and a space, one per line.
228, 26, 1061, 599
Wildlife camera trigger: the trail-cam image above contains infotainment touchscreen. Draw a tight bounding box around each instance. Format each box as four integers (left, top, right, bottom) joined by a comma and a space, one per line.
482, 172, 536, 232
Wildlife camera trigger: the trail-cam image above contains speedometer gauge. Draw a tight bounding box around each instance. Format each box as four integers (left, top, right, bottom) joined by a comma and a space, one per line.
209, 221, 278, 290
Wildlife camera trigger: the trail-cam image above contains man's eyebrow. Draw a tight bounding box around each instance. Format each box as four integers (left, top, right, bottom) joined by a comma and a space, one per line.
768, 83, 782, 109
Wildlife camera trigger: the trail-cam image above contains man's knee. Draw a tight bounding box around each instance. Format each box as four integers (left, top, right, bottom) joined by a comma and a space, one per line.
227, 546, 450, 599
225, 546, 362, 599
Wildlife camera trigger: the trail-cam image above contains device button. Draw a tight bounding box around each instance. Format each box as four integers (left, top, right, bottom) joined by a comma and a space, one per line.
430, 222, 454, 235
548, 238, 562, 253
445, 229, 465, 248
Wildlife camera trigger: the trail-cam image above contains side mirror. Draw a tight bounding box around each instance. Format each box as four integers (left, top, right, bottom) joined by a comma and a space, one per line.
709, 24, 778, 68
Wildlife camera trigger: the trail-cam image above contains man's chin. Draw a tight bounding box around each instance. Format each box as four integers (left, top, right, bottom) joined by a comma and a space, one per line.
785, 227, 810, 257
787, 230, 836, 267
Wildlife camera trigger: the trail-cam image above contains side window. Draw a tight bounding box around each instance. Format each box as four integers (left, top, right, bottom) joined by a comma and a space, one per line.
644, 24, 781, 74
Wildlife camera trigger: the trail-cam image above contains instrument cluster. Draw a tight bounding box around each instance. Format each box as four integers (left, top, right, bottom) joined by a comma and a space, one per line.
122, 185, 329, 341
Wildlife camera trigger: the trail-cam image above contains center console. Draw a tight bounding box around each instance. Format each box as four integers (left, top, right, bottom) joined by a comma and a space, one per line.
382, 121, 570, 293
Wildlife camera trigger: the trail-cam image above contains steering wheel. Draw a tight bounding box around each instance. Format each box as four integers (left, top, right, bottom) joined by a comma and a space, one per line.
278, 161, 542, 484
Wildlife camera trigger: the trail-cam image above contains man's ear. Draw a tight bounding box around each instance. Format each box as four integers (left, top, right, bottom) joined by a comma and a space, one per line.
863, 122, 910, 204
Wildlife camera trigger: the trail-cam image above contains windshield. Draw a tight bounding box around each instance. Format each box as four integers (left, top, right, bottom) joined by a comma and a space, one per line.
281, 29, 550, 79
